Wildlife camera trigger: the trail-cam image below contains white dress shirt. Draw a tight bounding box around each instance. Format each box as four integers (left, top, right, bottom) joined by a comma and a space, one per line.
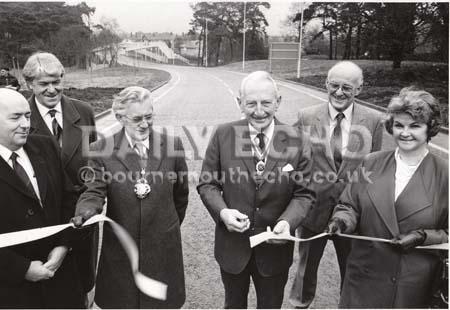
328, 102, 353, 152
394, 148, 429, 201
35, 98, 63, 134
0, 143, 42, 202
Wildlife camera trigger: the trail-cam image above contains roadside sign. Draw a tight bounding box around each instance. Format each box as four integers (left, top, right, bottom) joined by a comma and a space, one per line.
269, 42, 302, 77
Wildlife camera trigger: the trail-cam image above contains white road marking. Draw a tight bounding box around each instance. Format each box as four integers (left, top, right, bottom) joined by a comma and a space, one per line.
277, 81, 327, 102
100, 121, 121, 135
429, 142, 448, 154
153, 71, 181, 102
207, 73, 238, 110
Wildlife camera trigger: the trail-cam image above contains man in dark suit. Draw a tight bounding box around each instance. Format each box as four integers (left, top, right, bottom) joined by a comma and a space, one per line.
289, 61, 383, 308
72, 86, 189, 308
198, 71, 315, 308
22, 52, 97, 303
0, 88, 84, 308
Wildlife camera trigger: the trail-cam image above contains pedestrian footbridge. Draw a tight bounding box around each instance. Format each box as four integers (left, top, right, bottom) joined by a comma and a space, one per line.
119, 41, 191, 66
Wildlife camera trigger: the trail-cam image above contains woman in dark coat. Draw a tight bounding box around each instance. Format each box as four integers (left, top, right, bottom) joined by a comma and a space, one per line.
73, 86, 189, 308
327, 87, 448, 308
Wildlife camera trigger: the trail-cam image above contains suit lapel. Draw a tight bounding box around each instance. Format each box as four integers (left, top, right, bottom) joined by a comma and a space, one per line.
260, 120, 287, 187
0, 145, 46, 206
113, 129, 141, 173
24, 142, 48, 205
113, 129, 164, 173
0, 156, 38, 201
312, 106, 336, 172
395, 154, 432, 222
61, 96, 82, 168
367, 153, 400, 237
344, 105, 367, 157
147, 131, 163, 172
340, 105, 367, 173
29, 96, 53, 136
234, 120, 256, 176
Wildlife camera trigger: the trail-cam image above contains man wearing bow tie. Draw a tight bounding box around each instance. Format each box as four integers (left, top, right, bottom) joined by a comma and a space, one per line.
198, 71, 315, 308
0, 89, 84, 308
23, 52, 97, 306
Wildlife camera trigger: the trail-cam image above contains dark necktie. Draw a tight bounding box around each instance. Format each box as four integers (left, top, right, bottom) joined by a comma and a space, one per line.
10, 152, 39, 200
256, 132, 266, 152
48, 109, 62, 142
331, 112, 345, 170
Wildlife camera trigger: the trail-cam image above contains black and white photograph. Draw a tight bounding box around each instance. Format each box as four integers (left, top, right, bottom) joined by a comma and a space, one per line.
0, 0, 448, 308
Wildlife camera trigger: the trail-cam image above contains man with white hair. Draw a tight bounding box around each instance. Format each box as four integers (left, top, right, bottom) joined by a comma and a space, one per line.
0, 89, 84, 308
289, 61, 383, 308
72, 86, 189, 308
198, 71, 315, 308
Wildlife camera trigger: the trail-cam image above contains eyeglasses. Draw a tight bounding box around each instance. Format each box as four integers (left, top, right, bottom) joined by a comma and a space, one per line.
122, 114, 153, 124
326, 80, 356, 95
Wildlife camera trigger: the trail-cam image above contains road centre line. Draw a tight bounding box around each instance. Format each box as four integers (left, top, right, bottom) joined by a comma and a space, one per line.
207, 73, 239, 111
208, 73, 235, 97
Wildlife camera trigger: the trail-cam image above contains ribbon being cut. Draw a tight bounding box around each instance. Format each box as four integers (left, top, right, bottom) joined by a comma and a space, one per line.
1, 217, 446, 300
0, 214, 167, 301
250, 226, 449, 250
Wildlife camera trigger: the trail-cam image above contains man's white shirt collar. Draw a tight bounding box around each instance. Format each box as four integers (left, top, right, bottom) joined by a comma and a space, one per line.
0, 144, 30, 168
0, 143, 17, 166
124, 131, 150, 151
0, 143, 42, 202
35, 98, 63, 117
35, 98, 63, 132
328, 102, 353, 122
248, 119, 275, 142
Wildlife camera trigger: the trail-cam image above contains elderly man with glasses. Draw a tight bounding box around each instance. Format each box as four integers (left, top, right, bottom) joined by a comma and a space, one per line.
289, 61, 384, 308
72, 86, 189, 309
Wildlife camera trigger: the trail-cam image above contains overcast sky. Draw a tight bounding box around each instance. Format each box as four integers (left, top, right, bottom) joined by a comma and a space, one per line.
66, 0, 296, 36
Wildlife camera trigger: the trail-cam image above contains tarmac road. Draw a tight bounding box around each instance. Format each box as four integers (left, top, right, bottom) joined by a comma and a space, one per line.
92, 57, 447, 308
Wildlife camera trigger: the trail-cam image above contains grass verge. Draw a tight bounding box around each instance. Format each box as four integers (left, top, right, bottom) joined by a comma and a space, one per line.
20, 65, 170, 114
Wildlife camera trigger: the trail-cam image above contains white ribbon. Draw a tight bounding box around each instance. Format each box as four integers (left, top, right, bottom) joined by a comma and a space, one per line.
249, 227, 448, 251
0, 214, 167, 301
249, 227, 327, 248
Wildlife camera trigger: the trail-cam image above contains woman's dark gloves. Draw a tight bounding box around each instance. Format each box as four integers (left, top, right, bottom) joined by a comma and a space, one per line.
392, 229, 427, 251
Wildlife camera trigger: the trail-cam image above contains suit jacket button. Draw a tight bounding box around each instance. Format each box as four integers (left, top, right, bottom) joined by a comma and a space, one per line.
27, 209, 34, 216
256, 208, 260, 211
391, 276, 396, 283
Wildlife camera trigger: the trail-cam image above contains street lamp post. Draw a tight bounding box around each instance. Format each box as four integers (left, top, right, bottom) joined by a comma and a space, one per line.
296, 2, 305, 79
242, 1, 246, 71
205, 17, 208, 67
